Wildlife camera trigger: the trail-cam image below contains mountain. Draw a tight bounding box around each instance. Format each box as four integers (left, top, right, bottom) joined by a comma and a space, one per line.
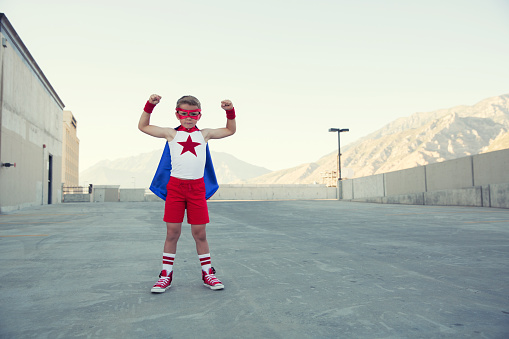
81, 94, 509, 187
79, 150, 271, 188
206, 151, 271, 183
482, 130, 509, 153
239, 94, 509, 184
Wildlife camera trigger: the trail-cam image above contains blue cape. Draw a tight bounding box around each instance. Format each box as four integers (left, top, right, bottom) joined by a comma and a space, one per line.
149, 128, 219, 200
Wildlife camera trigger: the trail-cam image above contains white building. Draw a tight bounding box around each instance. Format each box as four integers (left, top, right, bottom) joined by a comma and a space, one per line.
62, 110, 79, 187
0, 14, 65, 213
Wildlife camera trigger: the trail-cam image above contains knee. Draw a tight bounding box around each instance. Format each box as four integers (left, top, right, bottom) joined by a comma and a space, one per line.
166, 232, 180, 242
166, 224, 181, 242
192, 228, 207, 242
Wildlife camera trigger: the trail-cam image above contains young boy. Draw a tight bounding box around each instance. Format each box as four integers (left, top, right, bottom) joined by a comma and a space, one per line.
138, 94, 236, 293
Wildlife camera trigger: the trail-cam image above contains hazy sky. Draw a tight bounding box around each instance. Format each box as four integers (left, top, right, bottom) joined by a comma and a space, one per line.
2, 0, 509, 171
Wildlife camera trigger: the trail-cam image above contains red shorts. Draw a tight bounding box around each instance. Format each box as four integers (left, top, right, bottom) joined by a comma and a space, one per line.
164, 177, 209, 225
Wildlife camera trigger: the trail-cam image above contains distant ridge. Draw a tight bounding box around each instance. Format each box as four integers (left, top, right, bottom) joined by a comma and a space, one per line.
239, 93, 509, 184
81, 94, 509, 187
80, 150, 271, 188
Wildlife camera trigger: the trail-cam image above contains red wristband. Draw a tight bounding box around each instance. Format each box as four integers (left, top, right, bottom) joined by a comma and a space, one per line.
144, 101, 156, 114
226, 108, 236, 120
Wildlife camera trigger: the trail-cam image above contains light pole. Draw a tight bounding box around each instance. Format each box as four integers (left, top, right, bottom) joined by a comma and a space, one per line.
328, 128, 349, 181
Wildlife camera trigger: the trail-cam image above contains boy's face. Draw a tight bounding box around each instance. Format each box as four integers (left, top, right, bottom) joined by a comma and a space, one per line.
175, 103, 201, 129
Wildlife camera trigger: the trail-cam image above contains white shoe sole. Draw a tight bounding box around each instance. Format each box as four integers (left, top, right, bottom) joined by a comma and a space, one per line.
151, 286, 170, 293
204, 283, 224, 290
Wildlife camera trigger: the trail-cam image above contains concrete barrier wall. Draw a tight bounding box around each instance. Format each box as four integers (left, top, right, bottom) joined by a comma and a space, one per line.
424, 187, 482, 207
144, 193, 162, 202
119, 189, 145, 202
85, 149, 507, 208
209, 184, 337, 200
473, 148, 509, 186
63, 194, 91, 203
340, 149, 509, 208
490, 183, 509, 209
351, 174, 384, 199
141, 185, 336, 201
93, 185, 120, 202
384, 166, 426, 196
382, 193, 425, 205
426, 156, 473, 191
64, 188, 139, 203
342, 180, 354, 200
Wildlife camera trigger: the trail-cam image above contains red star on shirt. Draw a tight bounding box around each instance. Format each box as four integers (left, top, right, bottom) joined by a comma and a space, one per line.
178, 135, 201, 156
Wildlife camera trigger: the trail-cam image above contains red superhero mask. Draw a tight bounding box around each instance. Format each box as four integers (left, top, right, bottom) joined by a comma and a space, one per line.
176, 107, 202, 120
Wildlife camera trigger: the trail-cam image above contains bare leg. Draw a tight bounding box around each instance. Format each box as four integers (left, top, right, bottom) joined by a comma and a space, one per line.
164, 222, 182, 253
191, 224, 209, 255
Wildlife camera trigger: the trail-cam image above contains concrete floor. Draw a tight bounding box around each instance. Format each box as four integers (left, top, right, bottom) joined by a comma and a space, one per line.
0, 200, 508, 338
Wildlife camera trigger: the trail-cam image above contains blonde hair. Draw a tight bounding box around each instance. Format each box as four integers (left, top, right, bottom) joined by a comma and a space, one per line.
176, 95, 201, 109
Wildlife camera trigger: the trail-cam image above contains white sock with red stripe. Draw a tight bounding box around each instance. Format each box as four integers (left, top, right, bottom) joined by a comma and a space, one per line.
162, 253, 175, 274
199, 253, 212, 272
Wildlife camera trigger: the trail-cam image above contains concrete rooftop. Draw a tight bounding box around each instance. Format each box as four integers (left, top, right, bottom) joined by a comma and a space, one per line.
1, 200, 508, 338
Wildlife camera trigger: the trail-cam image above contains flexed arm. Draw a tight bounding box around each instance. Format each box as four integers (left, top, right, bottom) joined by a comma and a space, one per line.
203, 99, 237, 141
138, 94, 175, 140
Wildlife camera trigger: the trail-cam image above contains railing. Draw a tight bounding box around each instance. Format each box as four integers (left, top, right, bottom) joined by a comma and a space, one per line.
63, 185, 92, 194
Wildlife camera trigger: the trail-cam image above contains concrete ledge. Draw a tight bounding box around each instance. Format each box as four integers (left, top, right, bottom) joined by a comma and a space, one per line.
473, 149, 509, 186
338, 149, 508, 209
144, 193, 161, 202
352, 196, 383, 203
0, 201, 39, 214
345, 186, 506, 208
426, 157, 473, 191
63, 194, 91, 203
384, 166, 426, 196
140, 185, 336, 201
119, 189, 145, 202
382, 193, 425, 205
210, 185, 336, 200
341, 180, 354, 200
482, 185, 491, 207
490, 182, 509, 208
424, 186, 482, 207
93, 185, 120, 202
352, 174, 384, 199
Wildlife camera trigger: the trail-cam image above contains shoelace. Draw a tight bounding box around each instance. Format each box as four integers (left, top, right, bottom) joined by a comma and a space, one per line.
204, 273, 221, 285
155, 276, 171, 287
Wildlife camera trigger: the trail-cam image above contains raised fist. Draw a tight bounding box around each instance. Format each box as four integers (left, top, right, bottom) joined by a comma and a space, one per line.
221, 100, 233, 110
149, 94, 162, 105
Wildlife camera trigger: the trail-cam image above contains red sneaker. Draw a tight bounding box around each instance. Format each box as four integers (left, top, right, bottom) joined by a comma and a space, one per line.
202, 267, 224, 290
151, 270, 173, 293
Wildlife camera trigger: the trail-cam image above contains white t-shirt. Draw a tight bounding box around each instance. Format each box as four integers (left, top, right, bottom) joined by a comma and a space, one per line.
168, 130, 207, 179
